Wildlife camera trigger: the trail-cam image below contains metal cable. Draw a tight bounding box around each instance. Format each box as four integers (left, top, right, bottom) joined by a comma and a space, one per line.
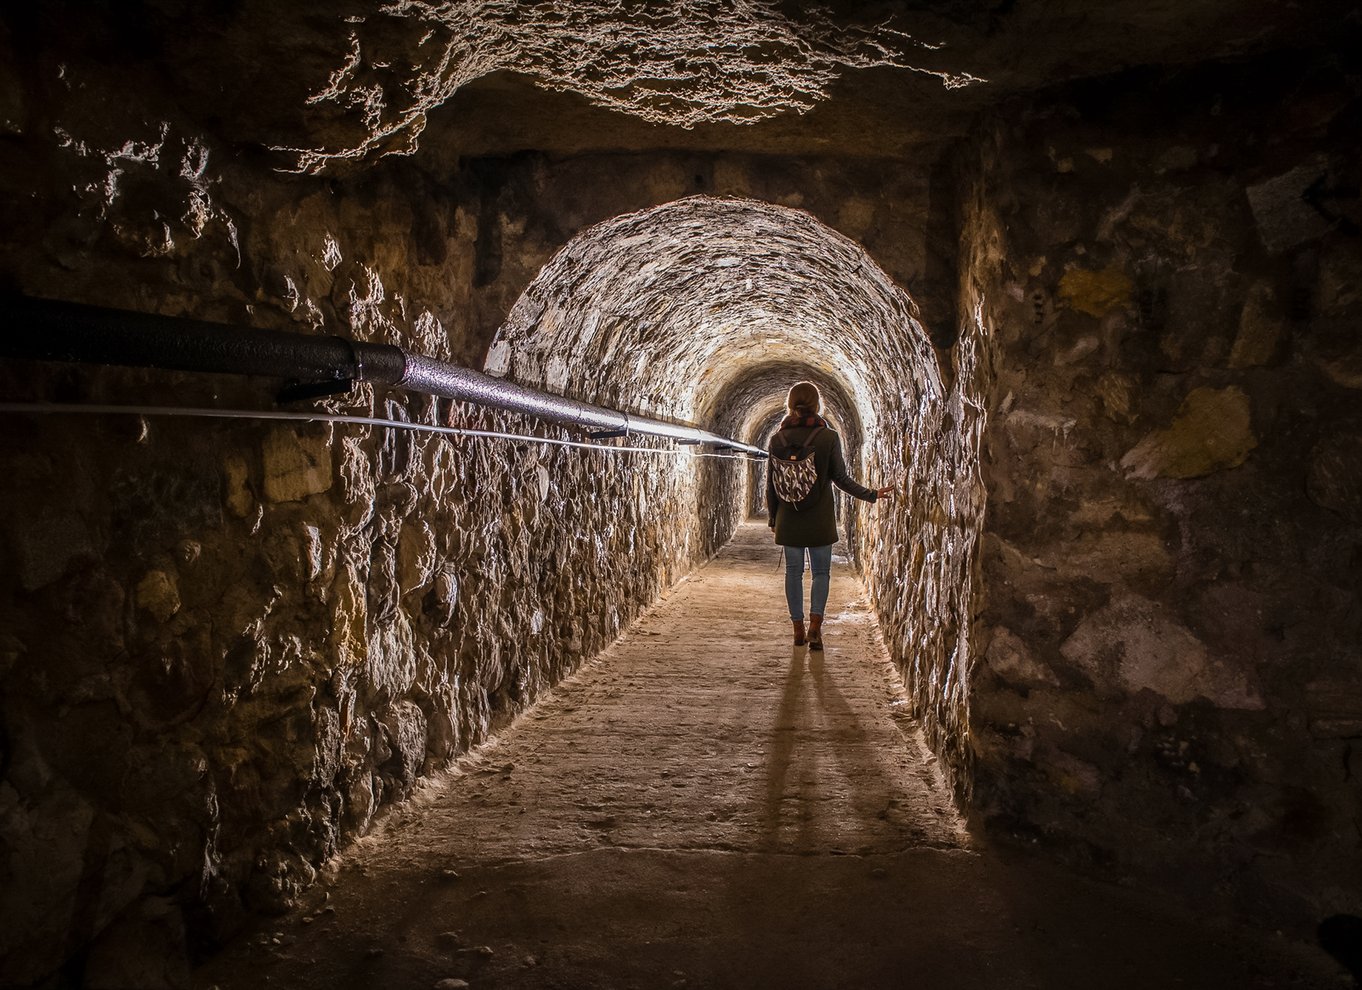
2, 296, 768, 457
0, 402, 755, 459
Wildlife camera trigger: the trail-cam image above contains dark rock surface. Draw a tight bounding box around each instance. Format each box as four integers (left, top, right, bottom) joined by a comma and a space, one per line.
964, 54, 1362, 927
0, 1, 1358, 984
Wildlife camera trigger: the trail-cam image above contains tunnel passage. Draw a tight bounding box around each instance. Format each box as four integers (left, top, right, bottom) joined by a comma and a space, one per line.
2, 4, 1359, 982
490, 194, 938, 548
488, 193, 989, 790
1, 0, 1359, 982
0, 204, 985, 983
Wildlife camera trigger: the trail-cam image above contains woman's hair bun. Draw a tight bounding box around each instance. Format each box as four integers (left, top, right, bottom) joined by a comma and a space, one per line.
787, 381, 821, 416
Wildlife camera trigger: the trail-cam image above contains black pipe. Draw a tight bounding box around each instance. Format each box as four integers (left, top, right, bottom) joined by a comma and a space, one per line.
5, 295, 406, 384
2, 296, 767, 455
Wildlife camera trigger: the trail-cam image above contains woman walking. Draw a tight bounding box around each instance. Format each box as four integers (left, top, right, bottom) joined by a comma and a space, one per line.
767, 381, 894, 649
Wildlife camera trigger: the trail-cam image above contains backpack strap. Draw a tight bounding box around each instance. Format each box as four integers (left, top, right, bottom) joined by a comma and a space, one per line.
794, 425, 824, 455
775, 425, 823, 448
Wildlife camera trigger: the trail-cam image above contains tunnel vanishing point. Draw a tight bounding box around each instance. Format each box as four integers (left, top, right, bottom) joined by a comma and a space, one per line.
0, 2, 1360, 987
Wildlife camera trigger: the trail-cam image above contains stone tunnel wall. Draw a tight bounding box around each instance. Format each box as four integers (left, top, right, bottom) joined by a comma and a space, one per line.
963, 56, 1362, 925
0, 36, 961, 982
857, 304, 989, 801
0, 89, 749, 988
14, 7, 1354, 978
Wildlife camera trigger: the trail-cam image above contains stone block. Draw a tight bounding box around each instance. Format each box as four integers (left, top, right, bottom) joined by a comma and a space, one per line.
426, 566, 460, 626
1038, 530, 1175, 593
222, 453, 254, 519
1246, 160, 1333, 254
302, 524, 326, 583
1307, 433, 1362, 523
367, 537, 401, 625
343, 776, 376, 835
380, 701, 428, 784
329, 566, 369, 671
1228, 284, 1286, 369
1318, 348, 1362, 390
262, 427, 333, 503
261, 528, 307, 586
1060, 593, 1262, 709
313, 705, 344, 787
397, 519, 437, 595
1057, 266, 1133, 318
366, 613, 417, 699
984, 626, 1059, 689
135, 569, 181, 622
1095, 372, 1137, 424
1120, 386, 1256, 480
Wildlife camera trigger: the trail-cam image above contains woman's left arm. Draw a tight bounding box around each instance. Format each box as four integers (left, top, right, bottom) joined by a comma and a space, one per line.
828, 434, 880, 502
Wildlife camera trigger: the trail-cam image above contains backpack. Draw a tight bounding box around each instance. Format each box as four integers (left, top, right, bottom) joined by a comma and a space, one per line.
769, 425, 825, 511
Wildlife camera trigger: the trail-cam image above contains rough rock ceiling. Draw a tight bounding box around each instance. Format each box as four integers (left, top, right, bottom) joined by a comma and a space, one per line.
486, 195, 939, 449
12, 0, 1346, 170
272, 0, 981, 172
325, 0, 1351, 163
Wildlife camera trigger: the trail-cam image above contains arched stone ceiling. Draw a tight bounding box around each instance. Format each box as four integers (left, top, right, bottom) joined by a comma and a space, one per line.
485, 195, 940, 457
704, 360, 862, 455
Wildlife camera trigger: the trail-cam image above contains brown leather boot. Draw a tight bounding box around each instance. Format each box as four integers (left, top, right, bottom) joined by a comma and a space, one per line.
807, 614, 824, 651
792, 619, 806, 646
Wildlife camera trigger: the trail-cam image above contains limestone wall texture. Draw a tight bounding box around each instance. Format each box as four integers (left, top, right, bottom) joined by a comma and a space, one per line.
0, 69, 750, 988
0, 29, 964, 982
7, 6, 1352, 980
964, 56, 1362, 924
859, 287, 990, 802
480, 191, 986, 820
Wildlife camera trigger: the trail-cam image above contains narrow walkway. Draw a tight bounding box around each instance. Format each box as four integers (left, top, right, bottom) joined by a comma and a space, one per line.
196, 523, 1335, 990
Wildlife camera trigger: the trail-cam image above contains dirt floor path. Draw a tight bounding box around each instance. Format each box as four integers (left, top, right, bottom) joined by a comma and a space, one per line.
194, 522, 1340, 990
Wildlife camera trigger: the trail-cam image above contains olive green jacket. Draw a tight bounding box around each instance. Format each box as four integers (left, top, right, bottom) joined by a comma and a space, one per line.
767, 422, 877, 547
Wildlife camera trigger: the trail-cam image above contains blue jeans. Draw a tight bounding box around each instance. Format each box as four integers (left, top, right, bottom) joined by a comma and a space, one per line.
784, 544, 832, 621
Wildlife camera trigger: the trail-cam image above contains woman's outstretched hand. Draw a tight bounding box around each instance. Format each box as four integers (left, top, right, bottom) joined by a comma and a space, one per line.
876, 485, 896, 500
